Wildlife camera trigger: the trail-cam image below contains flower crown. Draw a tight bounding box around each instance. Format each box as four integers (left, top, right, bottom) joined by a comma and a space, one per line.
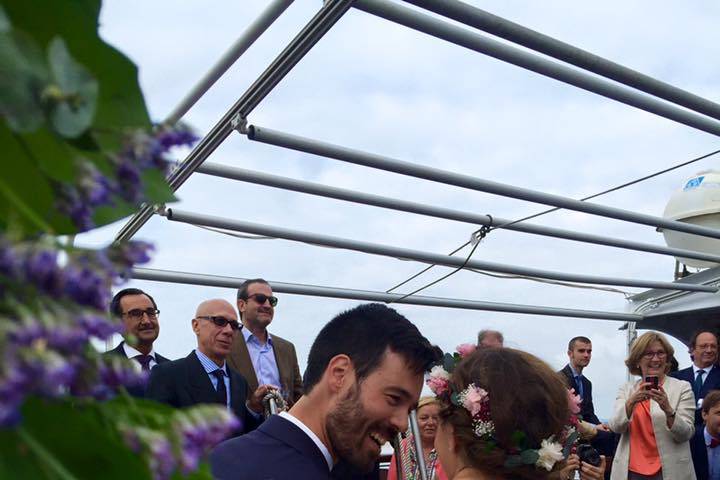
426, 343, 580, 471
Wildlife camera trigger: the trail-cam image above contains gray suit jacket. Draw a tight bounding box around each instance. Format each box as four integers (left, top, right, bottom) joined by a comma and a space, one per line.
227, 332, 303, 405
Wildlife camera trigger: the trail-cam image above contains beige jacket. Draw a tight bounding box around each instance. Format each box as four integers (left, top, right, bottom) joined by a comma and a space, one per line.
608, 375, 695, 480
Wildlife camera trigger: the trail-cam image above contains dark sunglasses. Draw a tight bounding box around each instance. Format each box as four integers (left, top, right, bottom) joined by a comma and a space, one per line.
123, 308, 160, 319
247, 293, 278, 307
196, 315, 242, 331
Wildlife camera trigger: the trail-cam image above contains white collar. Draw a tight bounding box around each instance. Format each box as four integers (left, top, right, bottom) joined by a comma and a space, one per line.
122, 342, 155, 359
278, 411, 333, 471
693, 364, 715, 375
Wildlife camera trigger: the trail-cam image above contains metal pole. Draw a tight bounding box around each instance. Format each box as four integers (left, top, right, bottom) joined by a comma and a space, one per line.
164, 0, 294, 124
408, 410, 428, 480
131, 267, 643, 322
401, 0, 720, 123
114, 0, 354, 243
247, 125, 720, 241
352, 0, 720, 138
162, 208, 718, 293
196, 162, 720, 265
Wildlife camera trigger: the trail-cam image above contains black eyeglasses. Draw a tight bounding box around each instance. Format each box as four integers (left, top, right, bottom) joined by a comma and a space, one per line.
247, 293, 278, 307
196, 315, 242, 331
123, 308, 160, 320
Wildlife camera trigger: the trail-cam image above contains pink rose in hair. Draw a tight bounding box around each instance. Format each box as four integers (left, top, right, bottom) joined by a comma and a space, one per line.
427, 376, 449, 396
456, 343, 477, 358
463, 385, 488, 416
567, 388, 581, 415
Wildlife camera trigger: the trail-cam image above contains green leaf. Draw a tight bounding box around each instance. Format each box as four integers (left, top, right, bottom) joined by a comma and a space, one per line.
504, 454, 523, 468
3, 0, 151, 150
443, 352, 455, 373
0, 29, 50, 132
142, 168, 177, 204
45, 36, 98, 138
0, 397, 152, 480
0, 6, 10, 32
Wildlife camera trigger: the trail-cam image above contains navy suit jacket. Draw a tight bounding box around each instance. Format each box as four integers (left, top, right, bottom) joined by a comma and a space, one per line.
690, 427, 710, 480
560, 365, 601, 425
211, 414, 330, 480
671, 365, 720, 425
104, 341, 170, 398
146, 351, 260, 435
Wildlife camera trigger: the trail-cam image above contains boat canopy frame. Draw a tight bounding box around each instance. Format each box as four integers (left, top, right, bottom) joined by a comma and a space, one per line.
115, 0, 720, 345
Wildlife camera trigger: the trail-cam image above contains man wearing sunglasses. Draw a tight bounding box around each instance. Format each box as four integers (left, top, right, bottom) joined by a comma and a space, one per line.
228, 278, 303, 406
107, 288, 171, 397
147, 299, 272, 435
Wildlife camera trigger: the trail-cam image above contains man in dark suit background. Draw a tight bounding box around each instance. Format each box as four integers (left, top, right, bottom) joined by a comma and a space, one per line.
147, 299, 272, 435
671, 330, 720, 426
560, 336, 615, 458
211, 303, 442, 480
106, 288, 170, 397
228, 278, 303, 405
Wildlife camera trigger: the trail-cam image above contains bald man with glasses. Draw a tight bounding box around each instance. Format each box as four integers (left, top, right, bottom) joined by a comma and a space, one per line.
147, 299, 272, 436
228, 278, 304, 406
107, 288, 171, 397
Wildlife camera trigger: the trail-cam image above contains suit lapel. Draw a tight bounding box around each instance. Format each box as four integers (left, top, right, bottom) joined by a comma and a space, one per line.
186, 351, 220, 405
228, 370, 247, 419
701, 366, 720, 397
262, 415, 329, 473
228, 335, 259, 391
272, 339, 290, 393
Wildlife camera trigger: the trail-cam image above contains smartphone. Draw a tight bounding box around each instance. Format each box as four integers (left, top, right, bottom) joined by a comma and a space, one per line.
645, 375, 659, 390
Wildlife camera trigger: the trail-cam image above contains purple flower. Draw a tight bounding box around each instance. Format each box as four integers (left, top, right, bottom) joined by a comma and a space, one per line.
78, 164, 114, 207
149, 437, 175, 480
39, 354, 77, 395
79, 313, 121, 340
63, 265, 109, 310
115, 160, 142, 203
156, 127, 198, 150
98, 357, 148, 389
24, 249, 63, 296
46, 326, 89, 352
8, 322, 46, 347
0, 241, 19, 278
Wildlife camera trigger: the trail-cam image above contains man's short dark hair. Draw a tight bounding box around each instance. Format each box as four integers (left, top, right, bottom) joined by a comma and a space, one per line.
689, 330, 719, 350
303, 303, 441, 393
703, 390, 720, 414
568, 336, 592, 351
236, 278, 270, 301
110, 288, 157, 317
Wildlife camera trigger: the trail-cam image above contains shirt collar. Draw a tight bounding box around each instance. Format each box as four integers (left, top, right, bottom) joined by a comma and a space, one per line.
242, 326, 273, 346
279, 411, 333, 471
694, 364, 714, 375
194, 349, 227, 375
568, 364, 582, 378
704, 426, 719, 447
122, 342, 155, 360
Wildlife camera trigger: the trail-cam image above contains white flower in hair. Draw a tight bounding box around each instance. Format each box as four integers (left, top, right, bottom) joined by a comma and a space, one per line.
429, 365, 450, 379
536, 439, 564, 471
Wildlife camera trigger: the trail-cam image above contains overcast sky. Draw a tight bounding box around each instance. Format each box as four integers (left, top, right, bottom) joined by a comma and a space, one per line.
81, 1, 720, 418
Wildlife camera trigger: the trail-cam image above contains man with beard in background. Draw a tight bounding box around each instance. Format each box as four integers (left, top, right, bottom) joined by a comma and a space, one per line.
210, 303, 442, 480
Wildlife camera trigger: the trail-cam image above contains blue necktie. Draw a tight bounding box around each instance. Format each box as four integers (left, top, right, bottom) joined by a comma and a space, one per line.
575, 375, 584, 399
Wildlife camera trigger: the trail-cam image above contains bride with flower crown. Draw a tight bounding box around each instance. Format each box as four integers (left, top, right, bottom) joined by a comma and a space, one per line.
427, 345, 606, 480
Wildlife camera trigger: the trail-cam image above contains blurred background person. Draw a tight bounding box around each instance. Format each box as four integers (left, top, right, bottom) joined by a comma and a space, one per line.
388, 396, 448, 480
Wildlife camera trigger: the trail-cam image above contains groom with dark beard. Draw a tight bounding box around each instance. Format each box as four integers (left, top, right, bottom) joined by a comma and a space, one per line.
211, 303, 441, 479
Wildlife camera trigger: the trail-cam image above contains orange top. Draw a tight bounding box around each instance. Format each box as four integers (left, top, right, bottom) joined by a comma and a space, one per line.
628, 399, 662, 475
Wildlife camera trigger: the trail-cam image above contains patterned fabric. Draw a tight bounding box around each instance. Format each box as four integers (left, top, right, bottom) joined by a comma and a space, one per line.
399, 435, 440, 480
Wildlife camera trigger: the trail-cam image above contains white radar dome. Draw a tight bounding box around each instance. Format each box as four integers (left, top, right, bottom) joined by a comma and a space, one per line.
661, 170, 720, 268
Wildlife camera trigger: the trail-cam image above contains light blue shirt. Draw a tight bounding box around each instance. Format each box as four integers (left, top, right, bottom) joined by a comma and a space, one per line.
194, 349, 231, 409
243, 328, 282, 390
569, 364, 584, 399
705, 427, 720, 480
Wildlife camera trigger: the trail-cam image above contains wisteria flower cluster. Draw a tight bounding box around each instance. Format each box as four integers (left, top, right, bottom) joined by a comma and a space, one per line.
55, 123, 198, 231
0, 235, 154, 426
121, 406, 241, 480
425, 343, 579, 472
